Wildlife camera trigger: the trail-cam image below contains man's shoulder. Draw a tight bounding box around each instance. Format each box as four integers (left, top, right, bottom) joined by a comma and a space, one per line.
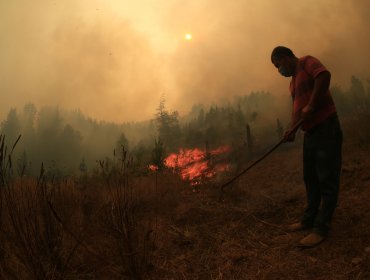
298, 55, 328, 78
299, 55, 317, 62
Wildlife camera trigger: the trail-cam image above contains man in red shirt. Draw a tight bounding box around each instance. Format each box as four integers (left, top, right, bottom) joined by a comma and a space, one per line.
271, 46, 342, 247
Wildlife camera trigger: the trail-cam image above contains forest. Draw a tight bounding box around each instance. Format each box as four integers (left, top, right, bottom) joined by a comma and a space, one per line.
1, 75, 368, 180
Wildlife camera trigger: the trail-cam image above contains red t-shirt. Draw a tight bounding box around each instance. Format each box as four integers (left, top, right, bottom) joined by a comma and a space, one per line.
290, 55, 337, 131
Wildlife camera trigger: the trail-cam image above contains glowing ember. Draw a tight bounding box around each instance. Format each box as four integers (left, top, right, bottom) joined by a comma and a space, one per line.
164, 145, 231, 185
148, 164, 159, 171
210, 145, 230, 155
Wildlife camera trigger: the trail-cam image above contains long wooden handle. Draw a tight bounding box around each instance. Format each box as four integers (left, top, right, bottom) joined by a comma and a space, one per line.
220, 119, 304, 191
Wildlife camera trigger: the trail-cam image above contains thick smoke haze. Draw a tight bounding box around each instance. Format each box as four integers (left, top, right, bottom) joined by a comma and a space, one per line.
1, 0, 370, 122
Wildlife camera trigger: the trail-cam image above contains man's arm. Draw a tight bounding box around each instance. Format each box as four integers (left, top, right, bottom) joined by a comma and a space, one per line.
301, 71, 331, 119
284, 102, 299, 142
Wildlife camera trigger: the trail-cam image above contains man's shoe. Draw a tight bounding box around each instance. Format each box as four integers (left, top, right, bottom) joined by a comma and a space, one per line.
298, 232, 325, 248
286, 222, 310, 232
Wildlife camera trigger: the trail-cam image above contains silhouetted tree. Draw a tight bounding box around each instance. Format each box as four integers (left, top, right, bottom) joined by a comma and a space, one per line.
155, 96, 181, 150
246, 124, 253, 159
197, 108, 205, 126
184, 124, 204, 147
59, 124, 82, 167
131, 142, 149, 172
151, 138, 165, 170
331, 86, 349, 115
205, 126, 219, 146
350, 76, 367, 110
1, 108, 21, 146
115, 133, 129, 155
21, 103, 37, 136
79, 157, 87, 173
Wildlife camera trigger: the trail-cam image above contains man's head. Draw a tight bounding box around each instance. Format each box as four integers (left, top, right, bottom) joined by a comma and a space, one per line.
271, 46, 297, 77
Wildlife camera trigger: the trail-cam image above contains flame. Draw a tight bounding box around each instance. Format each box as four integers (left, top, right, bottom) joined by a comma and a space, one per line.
164, 145, 231, 185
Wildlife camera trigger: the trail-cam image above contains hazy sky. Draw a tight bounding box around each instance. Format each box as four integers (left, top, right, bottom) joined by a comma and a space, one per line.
1, 0, 369, 122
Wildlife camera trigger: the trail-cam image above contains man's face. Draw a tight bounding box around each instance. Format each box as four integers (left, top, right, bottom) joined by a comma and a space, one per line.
272, 56, 294, 77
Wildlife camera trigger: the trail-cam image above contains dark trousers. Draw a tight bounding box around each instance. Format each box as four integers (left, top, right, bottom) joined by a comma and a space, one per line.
302, 114, 342, 236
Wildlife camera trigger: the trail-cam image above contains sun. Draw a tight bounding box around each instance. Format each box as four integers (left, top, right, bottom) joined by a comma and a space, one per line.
184, 33, 192, 41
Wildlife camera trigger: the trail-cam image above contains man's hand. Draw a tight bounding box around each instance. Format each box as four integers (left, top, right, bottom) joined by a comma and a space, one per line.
301, 104, 315, 120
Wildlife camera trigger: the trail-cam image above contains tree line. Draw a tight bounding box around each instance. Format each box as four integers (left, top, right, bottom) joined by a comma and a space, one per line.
1, 75, 369, 177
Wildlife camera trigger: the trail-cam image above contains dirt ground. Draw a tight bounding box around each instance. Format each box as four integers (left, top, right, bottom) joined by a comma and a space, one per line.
150, 139, 370, 279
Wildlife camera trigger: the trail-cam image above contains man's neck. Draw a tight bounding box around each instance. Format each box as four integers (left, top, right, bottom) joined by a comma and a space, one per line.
291, 57, 299, 75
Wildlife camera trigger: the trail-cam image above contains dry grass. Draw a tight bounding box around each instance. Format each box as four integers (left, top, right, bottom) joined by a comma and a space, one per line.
1, 113, 370, 279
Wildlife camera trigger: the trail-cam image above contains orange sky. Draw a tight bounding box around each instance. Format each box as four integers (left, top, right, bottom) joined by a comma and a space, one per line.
1, 0, 369, 122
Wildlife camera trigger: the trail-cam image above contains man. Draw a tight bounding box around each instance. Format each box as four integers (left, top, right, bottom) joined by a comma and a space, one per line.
271, 46, 342, 247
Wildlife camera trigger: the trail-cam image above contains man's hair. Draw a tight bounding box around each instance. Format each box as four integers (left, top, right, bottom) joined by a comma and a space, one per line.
271, 46, 295, 62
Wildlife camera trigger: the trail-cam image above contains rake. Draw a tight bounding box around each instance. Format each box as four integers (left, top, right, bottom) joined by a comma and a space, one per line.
220, 119, 304, 191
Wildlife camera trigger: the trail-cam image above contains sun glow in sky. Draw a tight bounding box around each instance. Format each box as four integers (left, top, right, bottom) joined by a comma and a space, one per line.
184, 33, 192, 41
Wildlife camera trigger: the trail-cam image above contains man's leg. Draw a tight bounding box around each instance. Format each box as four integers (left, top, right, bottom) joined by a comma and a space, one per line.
302, 133, 321, 228
313, 127, 342, 236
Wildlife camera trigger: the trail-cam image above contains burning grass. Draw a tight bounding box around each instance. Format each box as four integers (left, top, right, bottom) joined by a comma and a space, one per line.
161, 145, 231, 185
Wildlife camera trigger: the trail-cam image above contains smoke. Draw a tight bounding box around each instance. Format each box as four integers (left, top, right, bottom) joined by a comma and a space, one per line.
166, 0, 370, 112
1, 0, 369, 122
0, 0, 164, 122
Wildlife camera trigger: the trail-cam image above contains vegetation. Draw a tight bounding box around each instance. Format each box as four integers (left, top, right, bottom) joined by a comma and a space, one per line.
0, 75, 369, 278
0, 113, 370, 279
